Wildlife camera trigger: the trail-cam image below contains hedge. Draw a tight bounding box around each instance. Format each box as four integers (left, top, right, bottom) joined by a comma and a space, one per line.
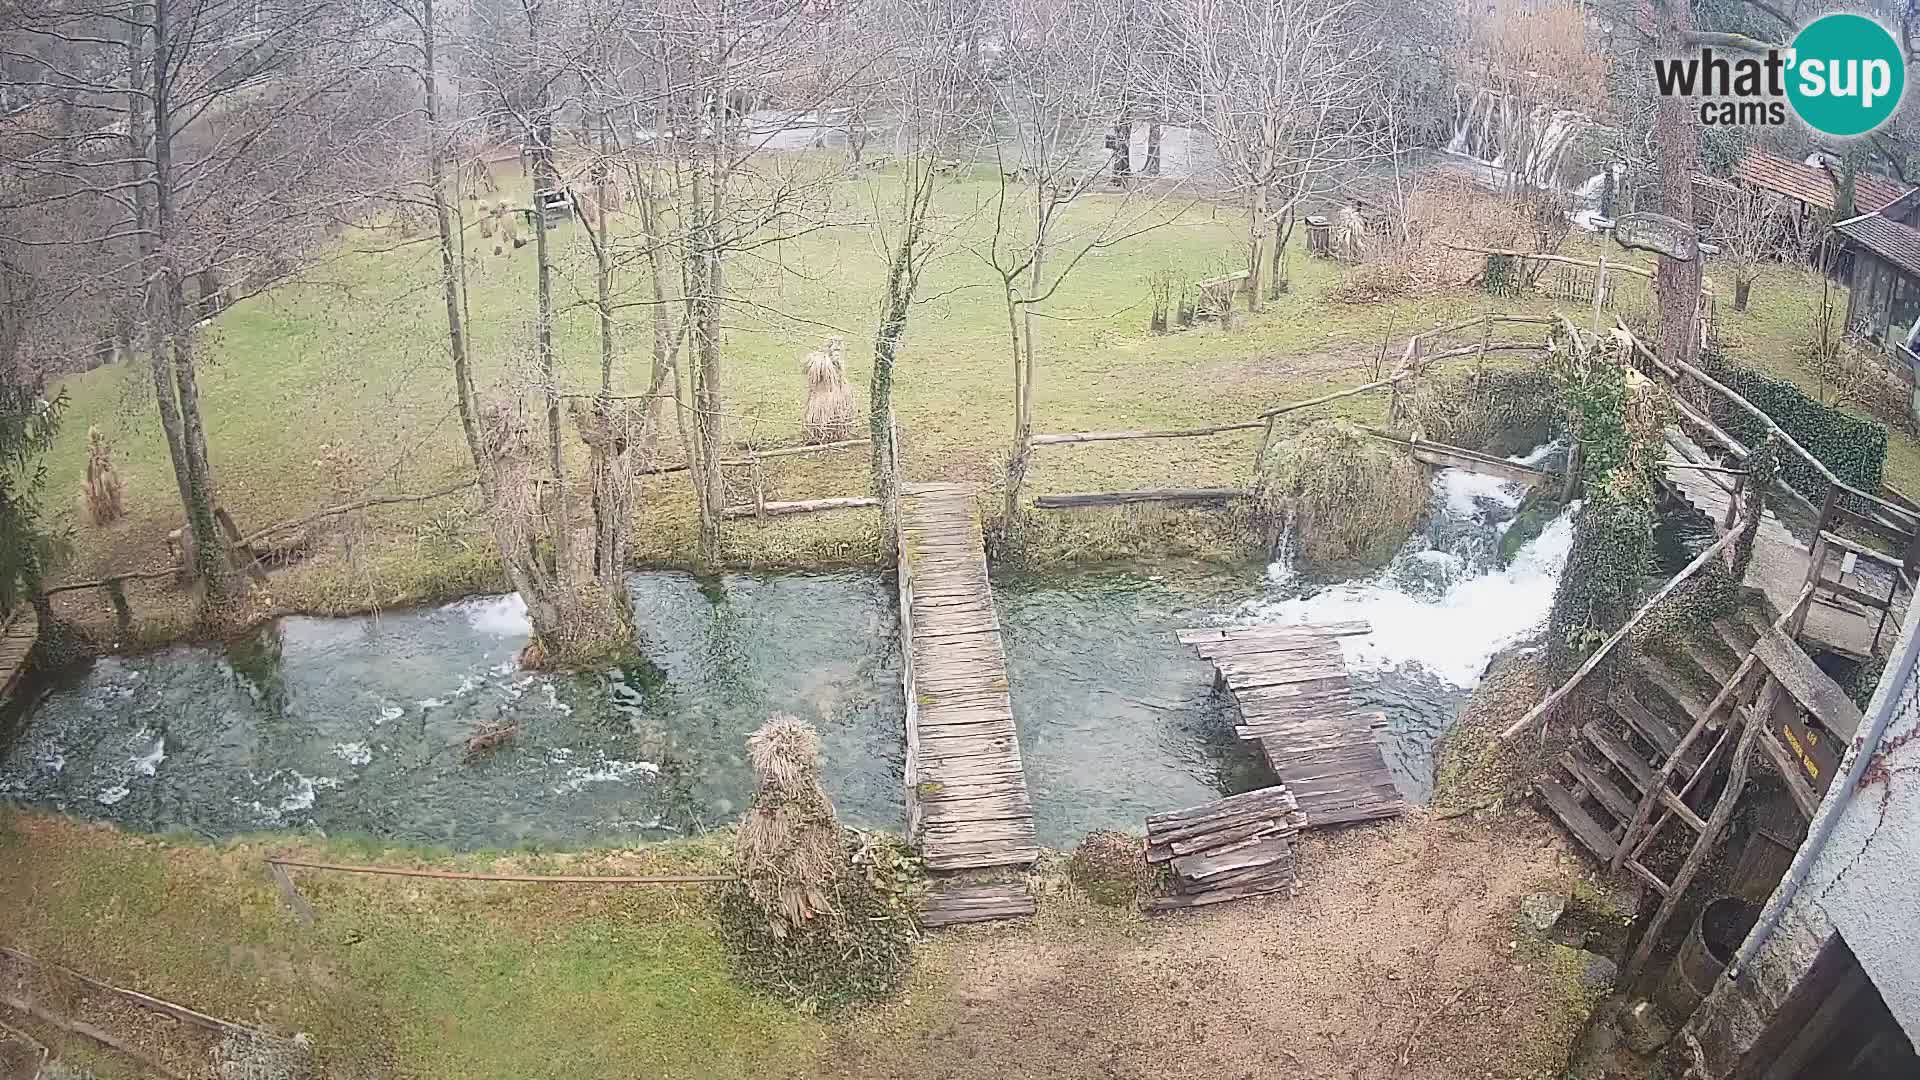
1697, 350, 1887, 502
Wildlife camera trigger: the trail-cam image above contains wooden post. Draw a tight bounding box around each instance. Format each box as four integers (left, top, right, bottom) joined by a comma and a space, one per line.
103, 577, 133, 637
1560, 442, 1583, 503
1723, 468, 1745, 533
750, 453, 767, 521
1591, 255, 1607, 336
1253, 415, 1278, 478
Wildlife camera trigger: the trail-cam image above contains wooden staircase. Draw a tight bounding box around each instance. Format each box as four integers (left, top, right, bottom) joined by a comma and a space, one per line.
1534, 612, 1763, 873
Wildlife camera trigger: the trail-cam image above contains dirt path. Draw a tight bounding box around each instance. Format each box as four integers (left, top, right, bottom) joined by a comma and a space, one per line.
827, 810, 1592, 1080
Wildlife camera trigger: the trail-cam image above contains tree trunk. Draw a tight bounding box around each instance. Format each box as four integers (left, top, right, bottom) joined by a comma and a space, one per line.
1246, 186, 1268, 313
125, 11, 195, 531
1651, 3, 1702, 365
1144, 122, 1162, 176
1270, 207, 1292, 298
150, 0, 225, 593
591, 105, 624, 584
527, 5, 566, 580
1110, 121, 1131, 185
1733, 276, 1752, 312
687, 39, 726, 561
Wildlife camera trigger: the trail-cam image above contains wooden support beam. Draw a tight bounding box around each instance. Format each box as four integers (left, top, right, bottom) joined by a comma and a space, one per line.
1030, 488, 1244, 509
1028, 421, 1265, 445
1623, 692, 1770, 982
718, 496, 881, 519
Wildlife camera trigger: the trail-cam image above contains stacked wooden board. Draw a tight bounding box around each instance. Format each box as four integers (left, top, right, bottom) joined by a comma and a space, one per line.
1144, 786, 1306, 911
1178, 621, 1405, 827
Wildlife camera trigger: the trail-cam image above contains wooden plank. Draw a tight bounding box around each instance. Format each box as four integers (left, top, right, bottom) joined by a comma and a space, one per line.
1171, 834, 1293, 881
1176, 621, 1370, 644
1561, 752, 1635, 825
1582, 722, 1656, 793
1753, 627, 1863, 739
1031, 488, 1243, 509
1535, 777, 1620, 861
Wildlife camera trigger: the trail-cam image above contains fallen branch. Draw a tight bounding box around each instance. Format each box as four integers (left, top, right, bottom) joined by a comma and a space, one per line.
236, 478, 480, 548
0, 947, 271, 1040
267, 857, 733, 884
0, 991, 187, 1080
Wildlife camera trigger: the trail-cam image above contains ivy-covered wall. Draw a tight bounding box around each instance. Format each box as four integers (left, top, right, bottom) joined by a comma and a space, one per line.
1545, 333, 1671, 675
1697, 350, 1887, 502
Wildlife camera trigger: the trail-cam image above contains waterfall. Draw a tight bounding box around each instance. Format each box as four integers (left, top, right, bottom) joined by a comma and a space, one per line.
1443, 87, 1590, 194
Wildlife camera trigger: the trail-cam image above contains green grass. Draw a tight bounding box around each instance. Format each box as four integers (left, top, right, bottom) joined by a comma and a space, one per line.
0, 812, 822, 1078
40, 167, 1896, 632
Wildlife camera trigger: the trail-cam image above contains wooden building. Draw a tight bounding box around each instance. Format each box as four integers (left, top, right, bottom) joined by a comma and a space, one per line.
1833, 193, 1920, 355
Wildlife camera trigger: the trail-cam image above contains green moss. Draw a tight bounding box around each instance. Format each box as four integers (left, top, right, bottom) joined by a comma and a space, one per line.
1500, 492, 1564, 567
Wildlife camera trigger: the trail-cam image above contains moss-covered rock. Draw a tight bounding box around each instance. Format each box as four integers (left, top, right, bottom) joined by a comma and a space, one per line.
1500, 491, 1564, 566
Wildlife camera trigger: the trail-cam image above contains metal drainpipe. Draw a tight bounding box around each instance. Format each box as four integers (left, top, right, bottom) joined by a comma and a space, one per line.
1727, 590, 1920, 981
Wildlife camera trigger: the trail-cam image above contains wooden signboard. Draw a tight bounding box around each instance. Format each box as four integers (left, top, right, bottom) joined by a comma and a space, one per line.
1614, 212, 1698, 262
1773, 695, 1842, 796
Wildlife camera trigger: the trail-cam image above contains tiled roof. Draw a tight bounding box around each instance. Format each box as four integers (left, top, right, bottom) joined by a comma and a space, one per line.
1834, 213, 1920, 278
1733, 149, 1907, 213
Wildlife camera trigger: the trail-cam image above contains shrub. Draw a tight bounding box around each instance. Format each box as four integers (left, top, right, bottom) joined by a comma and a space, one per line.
1067, 829, 1148, 907
1257, 419, 1428, 571
1395, 367, 1565, 455
717, 715, 919, 1011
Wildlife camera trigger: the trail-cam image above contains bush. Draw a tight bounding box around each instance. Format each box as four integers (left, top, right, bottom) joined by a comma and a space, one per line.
1396, 367, 1565, 455
1698, 349, 1888, 502
1067, 829, 1149, 907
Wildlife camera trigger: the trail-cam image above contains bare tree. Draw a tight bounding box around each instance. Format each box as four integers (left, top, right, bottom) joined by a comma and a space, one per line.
987, 0, 1179, 523
862, 0, 985, 498
1165, 0, 1380, 310
1703, 182, 1787, 312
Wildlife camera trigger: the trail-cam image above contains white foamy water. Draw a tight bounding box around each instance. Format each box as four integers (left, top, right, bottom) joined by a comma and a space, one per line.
332, 741, 373, 766
555, 757, 660, 794
97, 784, 130, 805
461, 593, 532, 637
1242, 462, 1576, 688
130, 735, 166, 777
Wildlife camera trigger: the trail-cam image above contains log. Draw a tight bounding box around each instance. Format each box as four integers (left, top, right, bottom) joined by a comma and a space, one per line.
1443, 243, 1658, 280
725, 438, 870, 463
236, 479, 479, 548
1499, 521, 1747, 741
718, 496, 881, 519
0, 992, 187, 1080
1030, 488, 1243, 509
1028, 421, 1266, 445
0, 947, 271, 1039
266, 858, 731, 884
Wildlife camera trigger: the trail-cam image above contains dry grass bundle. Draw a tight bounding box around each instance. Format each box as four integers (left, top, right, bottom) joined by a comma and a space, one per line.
1327, 177, 1545, 304
718, 715, 919, 1010
800, 336, 856, 443
738, 713, 844, 936
1257, 419, 1428, 569
80, 426, 124, 526
1395, 367, 1564, 455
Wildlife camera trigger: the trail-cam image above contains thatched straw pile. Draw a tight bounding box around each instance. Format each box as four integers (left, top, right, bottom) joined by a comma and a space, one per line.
717, 713, 919, 1010
800, 336, 856, 444
1257, 419, 1428, 570
81, 426, 124, 525
737, 713, 844, 937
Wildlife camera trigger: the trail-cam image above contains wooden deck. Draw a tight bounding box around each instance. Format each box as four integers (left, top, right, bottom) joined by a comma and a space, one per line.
1660, 428, 1892, 659
896, 484, 1039, 873
0, 608, 37, 704
1179, 622, 1405, 828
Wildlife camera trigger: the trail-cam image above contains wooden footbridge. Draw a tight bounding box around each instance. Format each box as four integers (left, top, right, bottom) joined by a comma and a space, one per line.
895, 484, 1039, 926
1180, 621, 1404, 827
0, 608, 37, 707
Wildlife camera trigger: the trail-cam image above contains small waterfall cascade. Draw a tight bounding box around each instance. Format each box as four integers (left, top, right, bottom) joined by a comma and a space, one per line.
1445, 86, 1591, 191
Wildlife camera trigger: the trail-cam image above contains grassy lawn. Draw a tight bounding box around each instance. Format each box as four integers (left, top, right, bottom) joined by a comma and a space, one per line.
39, 165, 1911, 635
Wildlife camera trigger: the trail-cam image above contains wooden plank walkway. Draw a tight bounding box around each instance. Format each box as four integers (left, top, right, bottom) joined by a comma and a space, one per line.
1179, 623, 1404, 828
1659, 427, 1890, 659
0, 608, 38, 704
896, 484, 1039, 873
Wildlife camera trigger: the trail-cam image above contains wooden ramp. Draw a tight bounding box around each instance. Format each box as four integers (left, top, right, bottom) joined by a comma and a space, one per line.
1179, 623, 1405, 827
896, 484, 1039, 874
0, 607, 38, 704
1660, 427, 1890, 659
